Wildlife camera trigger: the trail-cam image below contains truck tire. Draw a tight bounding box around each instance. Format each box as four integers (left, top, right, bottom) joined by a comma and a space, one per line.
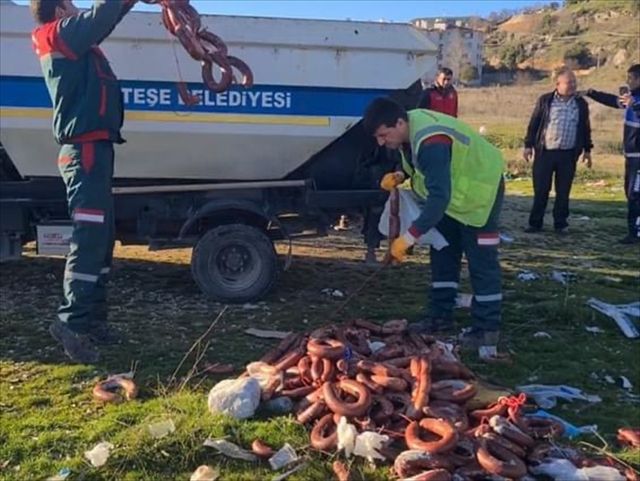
191, 223, 278, 303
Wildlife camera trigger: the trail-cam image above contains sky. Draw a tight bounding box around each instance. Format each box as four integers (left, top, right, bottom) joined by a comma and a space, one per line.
14, 0, 553, 23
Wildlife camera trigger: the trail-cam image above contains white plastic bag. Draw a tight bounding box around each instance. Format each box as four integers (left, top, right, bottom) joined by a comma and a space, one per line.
336, 416, 358, 458
353, 431, 388, 463
529, 458, 625, 481
84, 442, 113, 468
378, 188, 449, 250
207, 377, 261, 419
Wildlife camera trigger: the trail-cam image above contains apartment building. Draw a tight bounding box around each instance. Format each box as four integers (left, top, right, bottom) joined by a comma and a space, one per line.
412, 18, 485, 84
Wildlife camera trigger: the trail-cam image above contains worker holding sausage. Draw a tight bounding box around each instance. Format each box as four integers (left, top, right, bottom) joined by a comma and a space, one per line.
30, 0, 136, 363
363, 98, 505, 349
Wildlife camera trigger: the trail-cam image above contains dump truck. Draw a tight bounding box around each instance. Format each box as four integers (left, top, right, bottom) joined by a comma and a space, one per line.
0, 1, 437, 302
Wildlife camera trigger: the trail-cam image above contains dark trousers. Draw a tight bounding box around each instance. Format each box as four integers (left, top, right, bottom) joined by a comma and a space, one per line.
528, 149, 578, 230
429, 180, 504, 332
57, 141, 115, 334
625, 156, 640, 237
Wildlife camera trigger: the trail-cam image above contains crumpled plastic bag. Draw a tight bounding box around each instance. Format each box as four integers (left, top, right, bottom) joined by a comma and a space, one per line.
515, 384, 601, 409
203, 438, 258, 462
378, 188, 449, 250
353, 431, 388, 463
190, 465, 220, 481
84, 442, 113, 468
529, 458, 625, 481
336, 416, 358, 458
207, 377, 261, 419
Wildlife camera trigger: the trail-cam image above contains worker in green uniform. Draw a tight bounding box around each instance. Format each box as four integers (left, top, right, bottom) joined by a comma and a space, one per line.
363, 98, 505, 348
31, 0, 136, 363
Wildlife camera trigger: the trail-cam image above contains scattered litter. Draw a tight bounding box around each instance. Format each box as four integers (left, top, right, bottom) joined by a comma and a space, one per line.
576, 215, 591, 221
190, 465, 220, 481
602, 276, 623, 283
529, 458, 624, 481
353, 431, 389, 463
455, 293, 473, 308
244, 328, 291, 339
620, 376, 633, 390
585, 326, 605, 334
527, 410, 597, 439
585, 179, 607, 187
533, 331, 552, 339
261, 396, 294, 414
203, 438, 258, 462
241, 303, 261, 310
333, 215, 349, 231
84, 441, 113, 468
478, 345, 512, 364
605, 375, 616, 384
321, 288, 345, 298
517, 270, 540, 282
586, 298, 640, 339
271, 462, 307, 481
499, 232, 514, 243
45, 468, 71, 481
207, 377, 261, 420
516, 384, 602, 409
268, 443, 298, 470
551, 270, 576, 285
148, 419, 176, 439
336, 416, 358, 458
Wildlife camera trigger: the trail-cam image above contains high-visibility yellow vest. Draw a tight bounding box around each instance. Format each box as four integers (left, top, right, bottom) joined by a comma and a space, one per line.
400, 109, 504, 227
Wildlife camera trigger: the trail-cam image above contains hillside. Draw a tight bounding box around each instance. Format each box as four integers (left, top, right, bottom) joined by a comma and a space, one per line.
484, 0, 639, 86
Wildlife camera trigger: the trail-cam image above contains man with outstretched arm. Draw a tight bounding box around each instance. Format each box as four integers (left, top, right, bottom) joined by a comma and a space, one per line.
30, 0, 136, 363
586, 64, 640, 245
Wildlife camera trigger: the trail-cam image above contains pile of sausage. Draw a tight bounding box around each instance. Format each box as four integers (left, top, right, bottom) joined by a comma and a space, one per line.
140, 0, 253, 102
249, 320, 638, 481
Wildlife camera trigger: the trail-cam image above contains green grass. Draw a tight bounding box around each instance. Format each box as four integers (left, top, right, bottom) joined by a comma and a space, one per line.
1, 176, 639, 480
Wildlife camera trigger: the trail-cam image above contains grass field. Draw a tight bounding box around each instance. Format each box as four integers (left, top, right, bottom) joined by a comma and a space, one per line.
1, 85, 640, 480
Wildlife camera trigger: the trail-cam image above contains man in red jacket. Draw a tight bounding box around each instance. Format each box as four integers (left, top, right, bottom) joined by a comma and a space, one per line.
31, 0, 135, 363
417, 67, 458, 117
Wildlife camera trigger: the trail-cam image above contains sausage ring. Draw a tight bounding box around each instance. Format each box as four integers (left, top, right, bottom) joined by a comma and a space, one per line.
322, 379, 371, 417
306, 338, 345, 360
430, 380, 477, 404
489, 415, 534, 448
296, 399, 326, 424
92, 377, 138, 403
517, 415, 565, 439
310, 413, 338, 451
370, 395, 395, 424
251, 439, 275, 459
476, 438, 527, 479
405, 418, 458, 454
618, 427, 640, 448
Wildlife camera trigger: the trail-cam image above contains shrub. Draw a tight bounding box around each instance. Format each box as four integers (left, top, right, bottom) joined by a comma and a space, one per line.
499, 42, 528, 69
460, 64, 479, 82
563, 43, 593, 68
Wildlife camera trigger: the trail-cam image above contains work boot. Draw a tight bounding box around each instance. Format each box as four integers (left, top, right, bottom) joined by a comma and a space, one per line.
618, 234, 640, 245
49, 320, 100, 364
554, 227, 569, 236
364, 247, 378, 265
88, 324, 123, 345
409, 317, 454, 334
458, 327, 500, 350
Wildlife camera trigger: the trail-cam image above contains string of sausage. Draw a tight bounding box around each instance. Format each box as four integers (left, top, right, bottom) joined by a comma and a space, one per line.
140, 0, 253, 104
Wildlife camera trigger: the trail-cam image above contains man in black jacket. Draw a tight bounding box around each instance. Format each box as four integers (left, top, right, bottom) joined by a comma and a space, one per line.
523, 66, 593, 234
585, 64, 640, 245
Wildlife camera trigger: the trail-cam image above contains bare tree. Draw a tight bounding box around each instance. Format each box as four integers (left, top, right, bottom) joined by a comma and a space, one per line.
446, 31, 467, 81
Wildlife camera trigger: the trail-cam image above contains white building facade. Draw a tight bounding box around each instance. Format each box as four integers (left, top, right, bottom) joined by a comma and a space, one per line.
412, 18, 485, 85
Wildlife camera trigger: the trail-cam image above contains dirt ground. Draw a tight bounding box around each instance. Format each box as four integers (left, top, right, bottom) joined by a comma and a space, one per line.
1, 174, 639, 480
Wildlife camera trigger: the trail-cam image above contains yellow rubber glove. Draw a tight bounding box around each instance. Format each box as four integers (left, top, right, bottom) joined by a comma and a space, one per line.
380, 171, 406, 191
389, 232, 417, 263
